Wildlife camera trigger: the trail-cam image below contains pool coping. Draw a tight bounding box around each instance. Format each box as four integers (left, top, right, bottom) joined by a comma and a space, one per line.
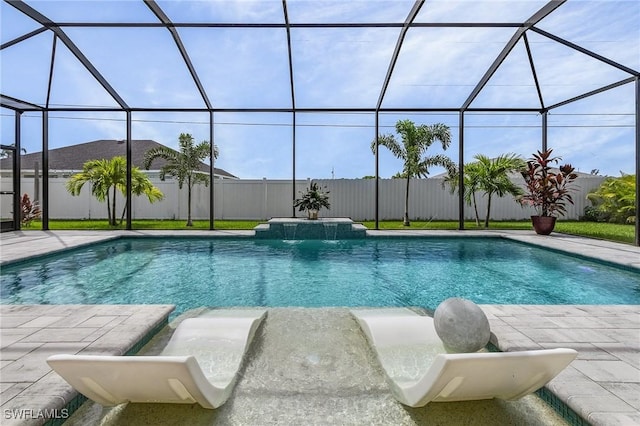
1, 230, 639, 425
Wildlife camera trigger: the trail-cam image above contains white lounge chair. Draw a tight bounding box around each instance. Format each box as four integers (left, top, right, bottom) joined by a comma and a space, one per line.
47, 309, 267, 409
351, 308, 577, 408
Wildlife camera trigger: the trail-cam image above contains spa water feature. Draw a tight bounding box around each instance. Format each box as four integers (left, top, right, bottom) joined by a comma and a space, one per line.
254, 217, 367, 239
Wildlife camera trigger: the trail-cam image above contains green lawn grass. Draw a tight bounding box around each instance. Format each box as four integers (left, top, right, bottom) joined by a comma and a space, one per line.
360, 220, 531, 230
554, 221, 635, 244
38, 219, 261, 231
25, 218, 635, 244
361, 220, 635, 244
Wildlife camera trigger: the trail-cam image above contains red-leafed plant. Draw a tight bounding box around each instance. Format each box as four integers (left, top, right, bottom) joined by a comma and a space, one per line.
518, 149, 578, 217
21, 193, 41, 226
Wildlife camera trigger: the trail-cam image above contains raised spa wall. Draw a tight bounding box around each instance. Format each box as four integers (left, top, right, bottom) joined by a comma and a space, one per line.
254, 218, 367, 240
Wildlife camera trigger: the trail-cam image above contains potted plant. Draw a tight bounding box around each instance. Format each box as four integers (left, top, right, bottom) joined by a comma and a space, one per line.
517, 149, 578, 235
294, 182, 330, 220
20, 193, 41, 227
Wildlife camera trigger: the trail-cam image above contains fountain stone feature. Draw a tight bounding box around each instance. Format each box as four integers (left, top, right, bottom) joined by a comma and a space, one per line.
254, 218, 366, 239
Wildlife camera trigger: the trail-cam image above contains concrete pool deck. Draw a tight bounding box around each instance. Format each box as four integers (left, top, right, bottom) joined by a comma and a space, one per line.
0, 230, 639, 425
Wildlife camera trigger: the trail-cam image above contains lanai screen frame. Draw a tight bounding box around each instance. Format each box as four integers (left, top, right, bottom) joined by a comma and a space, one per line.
1, 0, 639, 245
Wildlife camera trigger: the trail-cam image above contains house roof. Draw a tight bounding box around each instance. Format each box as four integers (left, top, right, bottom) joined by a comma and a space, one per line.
1, 139, 237, 179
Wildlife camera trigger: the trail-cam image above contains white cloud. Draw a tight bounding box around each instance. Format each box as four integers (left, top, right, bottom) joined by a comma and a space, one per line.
164, 0, 284, 23
286, 0, 413, 23
178, 27, 291, 108
292, 27, 400, 107
2, 0, 637, 180
383, 26, 517, 108
416, 0, 549, 24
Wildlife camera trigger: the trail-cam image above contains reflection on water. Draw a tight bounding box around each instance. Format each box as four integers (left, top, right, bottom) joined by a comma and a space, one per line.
2, 237, 639, 317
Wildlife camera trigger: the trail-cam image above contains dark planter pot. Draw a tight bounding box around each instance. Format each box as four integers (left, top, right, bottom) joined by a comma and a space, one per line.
531, 216, 556, 235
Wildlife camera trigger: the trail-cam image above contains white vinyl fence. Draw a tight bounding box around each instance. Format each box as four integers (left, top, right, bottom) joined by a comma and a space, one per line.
4, 176, 605, 222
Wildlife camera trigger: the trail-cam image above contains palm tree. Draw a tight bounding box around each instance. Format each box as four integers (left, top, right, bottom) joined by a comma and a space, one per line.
447, 153, 524, 228
371, 119, 454, 226
444, 160, 483, 227
119, 169, 165, 223
144, 133, 218, 226
474, 154, 525, 228
66, 156, 164, 226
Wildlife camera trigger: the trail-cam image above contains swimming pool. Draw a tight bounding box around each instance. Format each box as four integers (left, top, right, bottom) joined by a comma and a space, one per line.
1, 237, 638, 316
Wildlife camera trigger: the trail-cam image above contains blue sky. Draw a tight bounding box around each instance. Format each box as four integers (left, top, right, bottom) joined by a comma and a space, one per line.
1, 0, 638, 179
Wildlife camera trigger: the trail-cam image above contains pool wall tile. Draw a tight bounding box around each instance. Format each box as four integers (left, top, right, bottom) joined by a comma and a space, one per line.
255, 218, 366, 239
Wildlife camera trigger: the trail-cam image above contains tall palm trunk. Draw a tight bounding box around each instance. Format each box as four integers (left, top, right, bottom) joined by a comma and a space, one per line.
106, 193, 112, 227
404, 175, 411, 226
111, 186, 117, 226
484, 194, 492, 228
471, 192, 480, 226
120, 202, 127, 225
186, 175, 193, 227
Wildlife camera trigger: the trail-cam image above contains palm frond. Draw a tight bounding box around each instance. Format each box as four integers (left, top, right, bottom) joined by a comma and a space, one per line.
371, 134, 404, 159
143, 146, 179, 170
419, 154, 456, 177
421, 123, 452, 150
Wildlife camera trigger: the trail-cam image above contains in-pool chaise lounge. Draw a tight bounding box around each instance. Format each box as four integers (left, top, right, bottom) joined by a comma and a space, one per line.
350, 308, 577, 408
47, 309, 267, 409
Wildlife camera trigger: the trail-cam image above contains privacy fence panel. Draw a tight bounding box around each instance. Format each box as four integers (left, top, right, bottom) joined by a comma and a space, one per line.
313, 179, 376, 220
10, 176, 605, 222
468, 176, 605, 221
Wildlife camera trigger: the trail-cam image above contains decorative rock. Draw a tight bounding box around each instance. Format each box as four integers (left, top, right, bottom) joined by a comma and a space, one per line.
433, 297, 490, 353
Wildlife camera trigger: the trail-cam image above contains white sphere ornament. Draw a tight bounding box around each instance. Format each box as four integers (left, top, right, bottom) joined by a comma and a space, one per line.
433, 297, 490, 353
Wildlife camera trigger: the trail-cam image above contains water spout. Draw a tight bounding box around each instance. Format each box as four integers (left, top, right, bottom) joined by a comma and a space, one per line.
283, 223, 298, 240
323, 222, 338, 240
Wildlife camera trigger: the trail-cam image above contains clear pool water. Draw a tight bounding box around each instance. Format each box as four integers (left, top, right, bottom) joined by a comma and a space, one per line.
1, 237, 638, 316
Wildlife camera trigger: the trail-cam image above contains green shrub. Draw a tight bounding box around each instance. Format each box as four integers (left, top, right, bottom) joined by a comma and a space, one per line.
586, 173, 636, 224
582, 206, 607, 222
